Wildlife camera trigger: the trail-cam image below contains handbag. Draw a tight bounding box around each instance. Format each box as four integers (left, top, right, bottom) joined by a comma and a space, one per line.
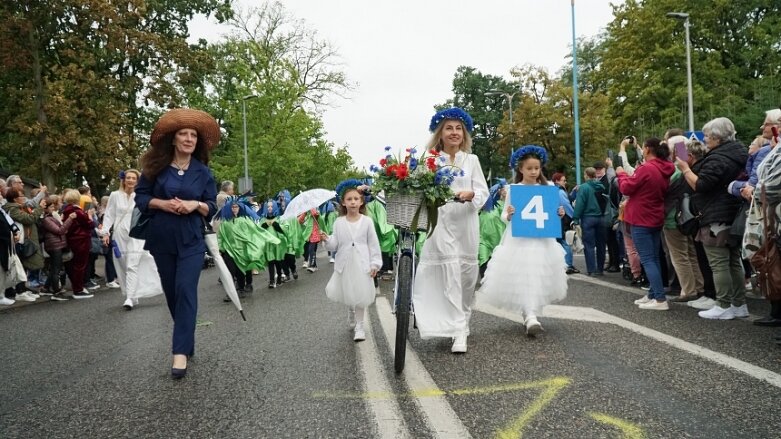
750, 186, 781, 300
16, 240, 36, 259
128, 206, 151, 240
61, 249, 74, 263
5, 243, 28, 288
742, 195, 762, 259
676, 193, 701, 236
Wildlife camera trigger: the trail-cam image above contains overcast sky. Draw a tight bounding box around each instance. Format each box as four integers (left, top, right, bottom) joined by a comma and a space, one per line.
189, 0, 623, 171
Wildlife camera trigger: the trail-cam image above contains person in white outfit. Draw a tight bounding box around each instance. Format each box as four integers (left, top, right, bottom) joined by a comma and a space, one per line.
412, 108, 489, 353
478, 146, 569, 336
321, 180, 382, 342
99, 169, 163, 310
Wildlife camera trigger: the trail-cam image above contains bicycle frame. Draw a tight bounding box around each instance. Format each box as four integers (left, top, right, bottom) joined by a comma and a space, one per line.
393, 226, 417, 310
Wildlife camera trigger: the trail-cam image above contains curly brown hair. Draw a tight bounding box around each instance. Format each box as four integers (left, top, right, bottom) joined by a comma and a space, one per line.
140, 133, 210, 181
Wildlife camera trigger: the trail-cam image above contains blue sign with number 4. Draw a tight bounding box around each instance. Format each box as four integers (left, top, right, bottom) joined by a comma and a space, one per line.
509, 184, 561, 238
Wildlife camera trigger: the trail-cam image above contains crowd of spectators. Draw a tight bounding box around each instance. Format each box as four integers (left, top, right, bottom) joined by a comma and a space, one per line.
1, 175, 119, 305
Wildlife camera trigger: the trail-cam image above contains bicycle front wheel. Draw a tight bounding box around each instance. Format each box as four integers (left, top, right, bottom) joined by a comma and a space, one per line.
394, 253, 413, 373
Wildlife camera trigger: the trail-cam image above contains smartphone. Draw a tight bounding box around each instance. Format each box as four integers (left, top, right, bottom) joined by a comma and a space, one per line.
674, 141, 688, 162
614, 155, 624, 168
625, 135, 634, 144
607, 150, 615, 161
772, 126, 779, 143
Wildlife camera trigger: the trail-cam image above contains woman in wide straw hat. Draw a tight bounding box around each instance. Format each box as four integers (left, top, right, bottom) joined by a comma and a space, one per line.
134, 108, 219, 379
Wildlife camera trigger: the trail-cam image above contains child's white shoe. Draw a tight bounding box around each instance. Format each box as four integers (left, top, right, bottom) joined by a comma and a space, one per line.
353, 321, 366, 342
525, 316, 544, 336
451, 335, 467, 353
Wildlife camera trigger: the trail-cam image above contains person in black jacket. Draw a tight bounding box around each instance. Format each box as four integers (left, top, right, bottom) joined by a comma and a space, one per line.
675, 117, 749, 320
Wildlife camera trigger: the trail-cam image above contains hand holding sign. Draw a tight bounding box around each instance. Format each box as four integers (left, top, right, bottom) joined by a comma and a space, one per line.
509, 184, 562, 238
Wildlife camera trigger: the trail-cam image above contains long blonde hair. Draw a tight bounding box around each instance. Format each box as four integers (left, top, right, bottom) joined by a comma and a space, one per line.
425, 119, 473, 153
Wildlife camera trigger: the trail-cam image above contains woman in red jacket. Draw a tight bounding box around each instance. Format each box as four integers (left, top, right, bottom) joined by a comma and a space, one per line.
62, 189, 95, 299
616, 138, 675, 310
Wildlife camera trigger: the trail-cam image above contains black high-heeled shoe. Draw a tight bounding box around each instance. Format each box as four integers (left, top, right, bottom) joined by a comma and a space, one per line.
171, 366, 187, 379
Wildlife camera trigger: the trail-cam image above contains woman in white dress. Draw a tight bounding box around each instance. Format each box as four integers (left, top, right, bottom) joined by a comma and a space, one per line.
412, 108, 489, 353
99, 169, 163, 309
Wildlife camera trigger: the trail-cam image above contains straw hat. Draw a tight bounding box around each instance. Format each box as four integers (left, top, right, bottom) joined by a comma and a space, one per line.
150, 108, 221, 150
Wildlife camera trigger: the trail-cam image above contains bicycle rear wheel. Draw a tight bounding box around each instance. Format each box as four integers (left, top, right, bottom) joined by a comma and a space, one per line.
394, 253, 413, 373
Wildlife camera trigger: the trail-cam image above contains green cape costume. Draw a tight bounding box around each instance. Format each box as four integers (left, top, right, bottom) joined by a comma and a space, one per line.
262, 218, 289, 261
478, 200, 506, 266
365, 199, 398, 253
217, 216, 281, 272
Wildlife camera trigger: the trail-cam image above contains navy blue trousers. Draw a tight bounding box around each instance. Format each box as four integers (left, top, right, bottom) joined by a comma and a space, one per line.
152, 252, 203, 356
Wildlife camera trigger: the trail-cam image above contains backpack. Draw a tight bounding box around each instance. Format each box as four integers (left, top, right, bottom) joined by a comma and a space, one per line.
596, 177, 617, 228
750, 185, 781, 300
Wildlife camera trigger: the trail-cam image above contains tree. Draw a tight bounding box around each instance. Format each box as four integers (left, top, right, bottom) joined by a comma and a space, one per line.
437, 66, 511, 180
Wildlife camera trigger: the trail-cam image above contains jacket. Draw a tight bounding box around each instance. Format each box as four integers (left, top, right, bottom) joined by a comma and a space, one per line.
691, 140, 748, 226
62, 204, 95, 242
41, 213, 75, 252
618, 157, 675, 228
3, 201, 45, 270
572, 179, 605, 220
134, 158, 217, 257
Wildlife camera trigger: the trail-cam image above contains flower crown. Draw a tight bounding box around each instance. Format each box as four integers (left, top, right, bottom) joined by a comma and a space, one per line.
335, 178, 363, 202
429, 107, 474, 133
510, 145, 548, 169
118, 170, 126, 180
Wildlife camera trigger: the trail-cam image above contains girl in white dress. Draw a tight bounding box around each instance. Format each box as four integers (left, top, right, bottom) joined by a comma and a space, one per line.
412, 108, 489, 353
321, 180, 382, 342
99, 169, 163, 310
479, 146, 568, 336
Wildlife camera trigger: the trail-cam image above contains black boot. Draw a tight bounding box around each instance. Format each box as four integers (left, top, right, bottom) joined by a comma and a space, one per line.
754, 300, 781, 327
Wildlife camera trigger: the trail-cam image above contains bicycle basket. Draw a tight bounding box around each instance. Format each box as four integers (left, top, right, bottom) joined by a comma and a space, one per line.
385, 193, 428, 230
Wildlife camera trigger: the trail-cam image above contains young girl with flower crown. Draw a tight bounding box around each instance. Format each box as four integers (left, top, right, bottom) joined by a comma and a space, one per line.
478, 146, 568, 336
320, 180, 382, 342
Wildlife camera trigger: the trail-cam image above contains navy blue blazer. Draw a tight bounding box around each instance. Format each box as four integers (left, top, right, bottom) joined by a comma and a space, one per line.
135, 158, 217, 257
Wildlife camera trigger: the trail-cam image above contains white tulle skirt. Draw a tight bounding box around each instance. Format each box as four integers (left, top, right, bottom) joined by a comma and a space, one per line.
478, 230, 568, 316
325, 247, 376, 308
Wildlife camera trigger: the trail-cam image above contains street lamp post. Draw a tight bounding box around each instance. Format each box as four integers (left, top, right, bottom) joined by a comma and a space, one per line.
241, 94, 258, 193
571, 0, 582, 185
666, 12, 695, 132
485, 90, 520, 127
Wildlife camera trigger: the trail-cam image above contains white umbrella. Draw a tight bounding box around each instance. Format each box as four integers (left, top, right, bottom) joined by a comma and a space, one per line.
279, 188, 336, 220
203, 229, 246, 321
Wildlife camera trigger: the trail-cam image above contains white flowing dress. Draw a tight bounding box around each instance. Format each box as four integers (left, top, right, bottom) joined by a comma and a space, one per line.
478, 184, 568, 317
324, 215, 382, 308
413, 151, 489, 338
100, 190, 163, 300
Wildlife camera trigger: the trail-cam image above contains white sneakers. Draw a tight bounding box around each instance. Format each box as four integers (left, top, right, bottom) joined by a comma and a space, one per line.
0, 296, 15, 306
106, 281, 120, 289
731, 304, 749, 318
15, 291, 38, 302
329, 257, 335, 263
698, 305, 735, 320
353, 321, 366, 342
302, 261, 309, 268
123, 297, 135, 310
688, 296, 717, 310
638, 299, 669, 310
698, 304, 750, 320
525, 316, 544, 336
634, 296, 652, 305
451, 335, 467, 353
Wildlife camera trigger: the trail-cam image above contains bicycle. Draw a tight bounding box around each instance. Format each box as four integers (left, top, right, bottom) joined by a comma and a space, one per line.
386, 194, 463, 373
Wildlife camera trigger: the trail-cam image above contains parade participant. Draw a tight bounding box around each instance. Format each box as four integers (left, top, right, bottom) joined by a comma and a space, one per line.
321, 180, 382, 342
617, 138, 675, 310
479, 146, 568, 336
134, 108, 218, 379
299, 208, 323, 272
99, 169, 163, 310
217, 196, 278, 299
261, 199, 289, 288
478, 179, 508, 278
276, 190, 301, 281
412, 107, 489, 353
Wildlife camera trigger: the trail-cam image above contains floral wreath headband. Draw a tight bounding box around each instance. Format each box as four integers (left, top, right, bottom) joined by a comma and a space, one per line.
335, 178, 364, 202
429, 107, 474, 133
509, 145, 548, 169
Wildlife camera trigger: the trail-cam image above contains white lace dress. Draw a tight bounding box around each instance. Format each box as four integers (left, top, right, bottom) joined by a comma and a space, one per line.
412, 151, 489, 338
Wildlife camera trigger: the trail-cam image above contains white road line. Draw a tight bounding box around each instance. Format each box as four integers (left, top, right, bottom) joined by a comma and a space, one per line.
475, 303, 781, 389
357, 313, 410, 439
375, 297, 472, 439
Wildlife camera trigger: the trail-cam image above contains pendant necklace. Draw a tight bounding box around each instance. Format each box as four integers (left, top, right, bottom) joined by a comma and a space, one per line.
174, 158, 190, 176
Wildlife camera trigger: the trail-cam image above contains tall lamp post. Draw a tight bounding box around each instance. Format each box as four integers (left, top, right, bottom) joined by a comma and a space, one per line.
485, 89, 520, 127
666, 12, 695, 132
241, 94, 258, 193
570, 0, 582, 185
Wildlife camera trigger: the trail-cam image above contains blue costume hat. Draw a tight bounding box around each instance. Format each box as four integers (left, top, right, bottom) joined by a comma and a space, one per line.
335, 178, 364, 202
429, 107, 474, 133
482, 178, 508, 212
509, 145, 548, 169
219, 195, 261, 221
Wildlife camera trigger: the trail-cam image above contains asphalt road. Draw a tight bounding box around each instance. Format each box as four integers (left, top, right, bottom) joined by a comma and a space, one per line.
1, 252, 780, 438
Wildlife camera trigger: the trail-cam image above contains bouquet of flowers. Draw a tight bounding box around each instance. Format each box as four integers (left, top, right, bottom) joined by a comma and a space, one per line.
370, 146, 463, 233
